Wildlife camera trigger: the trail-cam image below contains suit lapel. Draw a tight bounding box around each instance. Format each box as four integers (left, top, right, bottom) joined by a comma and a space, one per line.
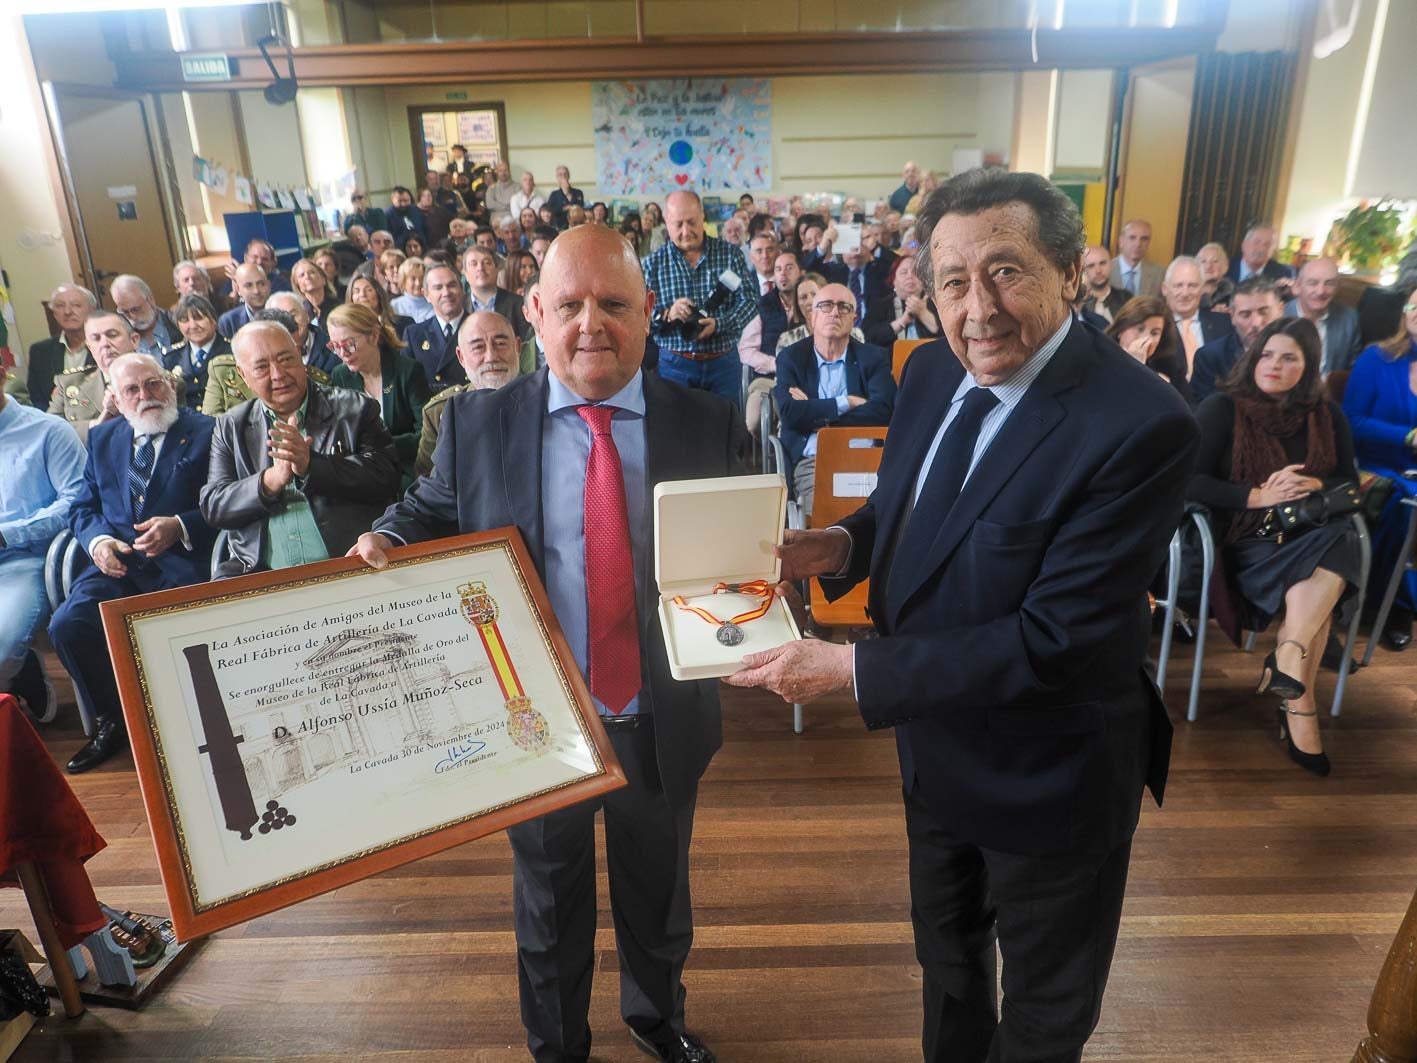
886, 337, 1083, 625
240, 399, 268, 476
145, 409, 190, 517
500, 371, 547, 568
642, 371, 692, 649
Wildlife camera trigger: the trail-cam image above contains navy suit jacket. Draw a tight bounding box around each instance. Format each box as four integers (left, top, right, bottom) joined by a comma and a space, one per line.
821, 323, 1197, 857
1226, 258, 1295, 283
1189, 331, 1245, 406
1185, 308, 1235, 348
217, 303, 255, 340
69, 407, 217, 588
757, 291, 793, 360
403, 314, 467, 390
774, 336, 897, 469
1284, 299, 1363, 374
372, 369, 749, 809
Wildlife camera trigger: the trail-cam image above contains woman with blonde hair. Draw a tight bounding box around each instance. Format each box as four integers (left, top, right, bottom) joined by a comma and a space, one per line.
391, 258, 434, 323
290, 256, 339, 344
326, 302, 429, 483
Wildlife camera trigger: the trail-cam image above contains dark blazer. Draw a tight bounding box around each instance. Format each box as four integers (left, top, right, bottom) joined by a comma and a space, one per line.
372, 368, 748, 809
217, 302, 255, 340
1226, 258, 1295, 283
162, 336, 232, 408
403, 313, 467, 391
330, 350, 432, 476
27, 336, 91, 410
71, 407, 217, 588
757, 291, 796, 360
200, 383, 402, 577
1284, 299, 1363, 374
863, 295, 943, 348
1190, 308, 1235, 348
1189, 331, 1245, 406
774, 336, 897, 469
821, 323, 1197, 858
488, 288, 531, 341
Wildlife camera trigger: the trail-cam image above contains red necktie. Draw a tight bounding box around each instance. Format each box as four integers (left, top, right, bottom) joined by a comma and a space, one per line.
577, 405, 641, 713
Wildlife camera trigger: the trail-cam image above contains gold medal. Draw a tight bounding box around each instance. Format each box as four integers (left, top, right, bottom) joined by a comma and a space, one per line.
421, 340, 430, 350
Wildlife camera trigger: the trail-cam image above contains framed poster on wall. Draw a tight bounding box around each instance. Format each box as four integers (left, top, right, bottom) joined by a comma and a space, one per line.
408, 103, 507, 188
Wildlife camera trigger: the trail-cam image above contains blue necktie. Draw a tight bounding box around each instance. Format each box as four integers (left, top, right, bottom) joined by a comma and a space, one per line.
888, 388, 1001, 604
130, 434, 155, 517
192, 347, 208, 371
850, 269, 866, 324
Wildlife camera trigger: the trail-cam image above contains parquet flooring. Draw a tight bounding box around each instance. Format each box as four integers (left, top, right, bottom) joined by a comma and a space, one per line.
6, 627, 1416, 1061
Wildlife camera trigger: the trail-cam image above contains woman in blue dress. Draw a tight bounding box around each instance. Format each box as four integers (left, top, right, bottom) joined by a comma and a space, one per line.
1343, 294, 1417, 649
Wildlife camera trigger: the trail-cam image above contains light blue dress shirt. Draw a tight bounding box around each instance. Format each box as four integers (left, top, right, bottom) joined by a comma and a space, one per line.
0, 399, 87, 556
803, 349, 852, 459
542, 371, 650, 717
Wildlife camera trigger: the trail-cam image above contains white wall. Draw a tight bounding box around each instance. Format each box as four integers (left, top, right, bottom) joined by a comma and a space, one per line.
1349, 0, 1417, 200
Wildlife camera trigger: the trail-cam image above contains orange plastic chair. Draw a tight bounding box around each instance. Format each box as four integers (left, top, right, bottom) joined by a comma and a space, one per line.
807, 426, 888, 627
892, 338, 930, 383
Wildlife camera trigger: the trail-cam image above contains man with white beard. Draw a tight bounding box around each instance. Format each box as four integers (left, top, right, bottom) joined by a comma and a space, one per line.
49, 352, 217, 773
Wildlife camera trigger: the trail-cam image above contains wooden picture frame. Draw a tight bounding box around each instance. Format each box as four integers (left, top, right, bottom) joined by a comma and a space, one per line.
100, 528, 624, 941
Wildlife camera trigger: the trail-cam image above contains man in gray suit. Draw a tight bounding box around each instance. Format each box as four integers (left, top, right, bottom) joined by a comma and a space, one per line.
200, 320, 400, 578
1108, 219, 1163, 297
1287, 256, 1363, 374
350, 225, 744, 1063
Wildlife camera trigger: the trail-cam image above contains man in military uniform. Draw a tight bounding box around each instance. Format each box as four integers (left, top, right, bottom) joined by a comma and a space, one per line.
414, 310, 521, 478
201, 306, 332, 416
49, 311, 140, 443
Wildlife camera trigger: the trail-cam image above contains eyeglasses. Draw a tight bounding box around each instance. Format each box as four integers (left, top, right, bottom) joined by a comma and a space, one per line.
117, 378, 170, 400
327, 339, 361, 355
813, 300, 856, 316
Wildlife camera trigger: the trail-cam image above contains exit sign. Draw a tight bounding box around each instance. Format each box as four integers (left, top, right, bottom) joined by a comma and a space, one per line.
446, 91, 468, 101
181, 54, 234, 83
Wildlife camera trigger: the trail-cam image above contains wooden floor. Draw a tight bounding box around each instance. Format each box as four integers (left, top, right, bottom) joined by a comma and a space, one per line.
7, 627, 1416, 1062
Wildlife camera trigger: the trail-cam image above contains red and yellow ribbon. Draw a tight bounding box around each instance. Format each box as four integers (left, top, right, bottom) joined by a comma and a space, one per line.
671, 580, 775, 629
473, 618, 526, 702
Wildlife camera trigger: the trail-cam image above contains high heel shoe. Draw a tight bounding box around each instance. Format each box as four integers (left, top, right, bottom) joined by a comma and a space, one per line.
1258, 639, 1307, 699
1277, 703, 1330, 777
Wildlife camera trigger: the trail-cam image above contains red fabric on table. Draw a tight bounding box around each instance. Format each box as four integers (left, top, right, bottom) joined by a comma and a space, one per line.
0, 694, 107, 949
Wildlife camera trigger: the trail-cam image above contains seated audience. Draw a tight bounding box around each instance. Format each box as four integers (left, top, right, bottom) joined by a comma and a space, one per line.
200, 320, 401, 577
1163, 255, 1234, 378
391, 258, 434, 322
1110, 219, 1162, 297
0, 359, 85, 723
774, 283, 896, 516
864, 254, 941, 346
347, 224, 372, 256
590, 202, 610, 226
1342, 293, 1417, 651
49, 353, 215, 773
473, 226, 499, 256
544, 164, 584, 228
28, 283, 96, 409
1191, 277, 1286, 404
720, 215, 746, 247
738, 250, 802, 439
163, 294, 229, 407
348, 265, 414, 340
415, 310, 523, 478
1196, 241, 1230, 309
529, 231, 553, 269
221, 238, 291, 298
203, 300, 331, 416
775, 273, 864, 353
403, 234, 427, 259
1076, 246, 1131, 324
403, 263, 470, 390
564, 203, 588, 228
1228, 223, 1295, 288
519, 207, 539, 245
266, 292, 341, 377
327, 303, 429, 484
517, 278, 544, 375
462, 245, 528, 339
537, 203, 558, 230
1105, 296, 1191, 403
387, 186, 429, 246
495, 214, 523, 255
1188, 318, 1360, 776
50, 311, 141, 443
483, 162, 514, 218
291, 256, 340, 342
903, 169, 938, 217
218, 263, 272, 339
501, 249, 537, 297
342, 191, 388, 237
746, 230, 779, 297
172, 260, 213, 305
111, 274, 177, 356
1288, 257, 1362, 374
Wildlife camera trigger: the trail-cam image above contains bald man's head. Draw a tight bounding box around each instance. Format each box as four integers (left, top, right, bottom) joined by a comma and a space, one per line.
234, 263, 271, 311
664, 191, 705, 256
531, 225, 651, 401
809, 282, 856, 345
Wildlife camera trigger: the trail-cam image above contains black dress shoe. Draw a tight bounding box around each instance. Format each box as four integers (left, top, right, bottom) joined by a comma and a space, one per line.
629, 1029, 716, 1063
11, 650, 56, 724
1382, 606, 1413, 651
66, 719, 127, 774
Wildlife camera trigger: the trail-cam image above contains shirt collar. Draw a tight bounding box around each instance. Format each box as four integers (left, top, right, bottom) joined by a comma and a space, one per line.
547, 369, 646, 417
261, 389, 310, 429
952, 315, 1071, 411
813, 345, 848, 368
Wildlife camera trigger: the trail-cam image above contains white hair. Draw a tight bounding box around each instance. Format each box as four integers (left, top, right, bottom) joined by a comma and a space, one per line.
110, 274, 154, 301
50, 283, 98, 308
1164, 255, 1201, 283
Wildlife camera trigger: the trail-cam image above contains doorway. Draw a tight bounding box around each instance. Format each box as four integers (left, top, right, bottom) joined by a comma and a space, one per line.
406, 103, 508, 189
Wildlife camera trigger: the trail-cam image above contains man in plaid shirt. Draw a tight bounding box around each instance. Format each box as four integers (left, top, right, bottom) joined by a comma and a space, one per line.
642, 190, 758, 405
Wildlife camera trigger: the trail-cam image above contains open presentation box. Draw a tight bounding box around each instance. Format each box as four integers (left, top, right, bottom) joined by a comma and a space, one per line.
655, 474, 802, 680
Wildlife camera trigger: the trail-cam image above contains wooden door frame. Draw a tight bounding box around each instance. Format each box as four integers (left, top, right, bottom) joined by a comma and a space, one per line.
405, 102, 508, 191
39, 81, 184, 306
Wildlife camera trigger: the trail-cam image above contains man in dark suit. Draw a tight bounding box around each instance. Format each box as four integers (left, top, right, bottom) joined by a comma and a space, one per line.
199, 321, 400, 579
461, 244, 530, 341
351, 225, 742, 1063
1076, 245, 1131, 324
26, 283, 95, 409
1287, 256, 1362, 374
49, 353, 216, 773
729, 170, 1197, 1063
402, 263, 469, 390
218, 264, 272, 339
1189, 276, 1284, 404
164, 293, 231, 407
1226, 223, 1295, 288
1163, 255, 1233, 378
775, 282, 896, 516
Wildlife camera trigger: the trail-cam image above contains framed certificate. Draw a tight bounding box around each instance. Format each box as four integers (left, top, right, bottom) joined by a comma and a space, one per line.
100, 528, 624, 940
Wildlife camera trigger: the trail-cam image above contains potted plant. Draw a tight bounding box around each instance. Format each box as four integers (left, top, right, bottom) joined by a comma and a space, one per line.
1326, 199, 1406, 275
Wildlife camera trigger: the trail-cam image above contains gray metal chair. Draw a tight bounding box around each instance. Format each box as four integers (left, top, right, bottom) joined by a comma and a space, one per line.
1362, 496, 1417, 666
41, 529, 97, 736
1156, 506, 1369, 720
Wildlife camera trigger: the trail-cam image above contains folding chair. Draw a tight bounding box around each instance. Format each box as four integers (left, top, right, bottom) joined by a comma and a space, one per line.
892, 338, 930, 383
42, 529, 97, 736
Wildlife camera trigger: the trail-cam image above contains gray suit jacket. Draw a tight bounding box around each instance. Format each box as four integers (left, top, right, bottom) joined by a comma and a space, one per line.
1109, 259, 1163, 298
1285, 299, 1363, 374
200, 382, 401, 578
373, 368, 749, 808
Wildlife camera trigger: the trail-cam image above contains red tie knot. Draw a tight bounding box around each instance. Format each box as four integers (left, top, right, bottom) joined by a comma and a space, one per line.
577, 403, 616, 436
